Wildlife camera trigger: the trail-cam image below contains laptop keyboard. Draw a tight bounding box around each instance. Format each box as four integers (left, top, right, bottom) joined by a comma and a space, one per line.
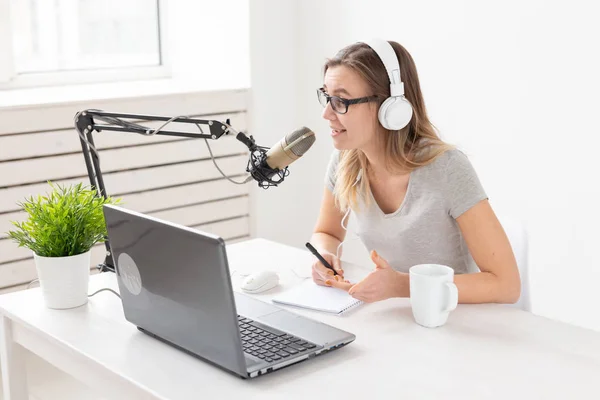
237, 315, 317, 363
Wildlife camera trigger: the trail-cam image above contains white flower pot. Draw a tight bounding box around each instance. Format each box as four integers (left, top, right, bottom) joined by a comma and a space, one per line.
33, 250, 91, 309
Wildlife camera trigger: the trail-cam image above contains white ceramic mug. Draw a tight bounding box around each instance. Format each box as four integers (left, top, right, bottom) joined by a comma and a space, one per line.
409, 264, 458, 328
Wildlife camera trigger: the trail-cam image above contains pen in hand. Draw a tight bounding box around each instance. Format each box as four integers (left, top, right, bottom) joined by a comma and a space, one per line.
305, 242, 338, 276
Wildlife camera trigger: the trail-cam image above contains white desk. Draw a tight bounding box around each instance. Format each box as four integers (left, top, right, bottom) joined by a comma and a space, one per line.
1, 238, 599, 399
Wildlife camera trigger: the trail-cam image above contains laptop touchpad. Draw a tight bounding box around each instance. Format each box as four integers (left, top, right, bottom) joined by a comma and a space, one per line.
234, 292, 280, 319
259, 311, 346, 346
258, 310, 302, 330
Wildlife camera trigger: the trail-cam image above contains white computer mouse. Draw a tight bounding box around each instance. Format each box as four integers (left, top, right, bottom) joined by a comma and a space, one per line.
241, 270, 279, 294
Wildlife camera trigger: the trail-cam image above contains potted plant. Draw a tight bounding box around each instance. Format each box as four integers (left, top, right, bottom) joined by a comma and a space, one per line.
7, 182, 120, 309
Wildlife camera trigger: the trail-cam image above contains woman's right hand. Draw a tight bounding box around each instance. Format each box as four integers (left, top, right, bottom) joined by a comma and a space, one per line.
311, 252, 345, 286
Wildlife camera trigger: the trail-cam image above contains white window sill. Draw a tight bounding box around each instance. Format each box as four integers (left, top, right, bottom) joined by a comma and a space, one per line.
0, 78, 250, 111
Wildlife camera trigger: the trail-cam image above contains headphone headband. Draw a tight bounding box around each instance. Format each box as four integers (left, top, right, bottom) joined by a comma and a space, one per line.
362, 38, 413, 131
363, 38, 404, 97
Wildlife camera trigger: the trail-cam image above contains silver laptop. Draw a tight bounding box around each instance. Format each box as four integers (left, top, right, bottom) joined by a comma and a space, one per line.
103, 205, 355, 379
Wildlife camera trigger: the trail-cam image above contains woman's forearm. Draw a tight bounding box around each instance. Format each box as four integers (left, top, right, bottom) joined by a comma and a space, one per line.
391, 270, 520, 304
454, 271, 521, 304
309, 232, 342, 257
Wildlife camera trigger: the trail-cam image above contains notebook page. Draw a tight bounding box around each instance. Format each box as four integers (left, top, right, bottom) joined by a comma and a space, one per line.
272, 265, 370, 314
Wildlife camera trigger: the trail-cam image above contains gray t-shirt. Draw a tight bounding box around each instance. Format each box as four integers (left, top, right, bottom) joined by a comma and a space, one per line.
325, 149, 487, 274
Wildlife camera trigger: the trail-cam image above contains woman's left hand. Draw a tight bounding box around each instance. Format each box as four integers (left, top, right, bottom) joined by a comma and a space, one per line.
326, 250, 408, 303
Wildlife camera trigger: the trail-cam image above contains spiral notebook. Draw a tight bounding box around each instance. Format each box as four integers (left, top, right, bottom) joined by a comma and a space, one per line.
272, 266, 368, 315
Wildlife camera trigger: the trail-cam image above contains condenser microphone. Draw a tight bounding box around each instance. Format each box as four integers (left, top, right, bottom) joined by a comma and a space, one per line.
265, 127, 315, 170
246, 127, 316, 188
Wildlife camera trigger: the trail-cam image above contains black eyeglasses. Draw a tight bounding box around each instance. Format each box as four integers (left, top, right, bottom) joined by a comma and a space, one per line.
317, 88, 378, 114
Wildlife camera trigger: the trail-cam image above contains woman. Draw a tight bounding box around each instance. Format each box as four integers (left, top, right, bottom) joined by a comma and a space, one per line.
310, 39, 520, 304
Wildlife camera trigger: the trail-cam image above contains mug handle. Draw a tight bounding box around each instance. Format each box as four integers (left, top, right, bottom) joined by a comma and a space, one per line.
444, 282, 458, 312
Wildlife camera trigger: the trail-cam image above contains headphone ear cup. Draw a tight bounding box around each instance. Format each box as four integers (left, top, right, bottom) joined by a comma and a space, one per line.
378, 96, 413, 130
377, 97, 395, 130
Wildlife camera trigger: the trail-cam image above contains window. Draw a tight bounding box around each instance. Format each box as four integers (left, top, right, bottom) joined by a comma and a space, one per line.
0, 0, 168, 88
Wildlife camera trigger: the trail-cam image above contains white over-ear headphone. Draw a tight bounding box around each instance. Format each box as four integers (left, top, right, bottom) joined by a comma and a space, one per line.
363, 38, 413, 131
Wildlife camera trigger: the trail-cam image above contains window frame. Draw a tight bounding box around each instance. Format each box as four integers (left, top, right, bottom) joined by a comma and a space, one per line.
0, 0, 170, 89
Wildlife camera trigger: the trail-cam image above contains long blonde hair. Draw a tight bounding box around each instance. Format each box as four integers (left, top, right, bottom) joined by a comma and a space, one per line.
324, 41, 454, 211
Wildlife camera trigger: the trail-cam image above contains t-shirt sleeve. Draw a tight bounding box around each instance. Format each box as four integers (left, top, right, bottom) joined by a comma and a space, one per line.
324, 150, 340, 192
444, 150, 488, 219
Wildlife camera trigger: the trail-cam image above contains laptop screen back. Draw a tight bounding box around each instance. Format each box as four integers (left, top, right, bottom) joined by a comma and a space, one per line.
103, 205, 246, 376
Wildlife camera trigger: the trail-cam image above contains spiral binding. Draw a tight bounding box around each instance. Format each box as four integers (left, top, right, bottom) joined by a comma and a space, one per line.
339, 298, 364, 315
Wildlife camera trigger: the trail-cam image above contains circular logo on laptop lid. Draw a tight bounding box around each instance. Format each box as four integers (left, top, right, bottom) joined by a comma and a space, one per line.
117, 252, 142, 295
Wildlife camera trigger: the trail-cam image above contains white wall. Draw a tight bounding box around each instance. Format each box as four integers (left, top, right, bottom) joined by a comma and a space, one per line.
250, 0, 600, 331
163, 0, 251, 91
248, 1, 302, 243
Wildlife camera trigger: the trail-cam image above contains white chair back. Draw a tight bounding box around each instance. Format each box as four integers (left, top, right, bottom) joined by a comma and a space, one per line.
499, 215, 531, 312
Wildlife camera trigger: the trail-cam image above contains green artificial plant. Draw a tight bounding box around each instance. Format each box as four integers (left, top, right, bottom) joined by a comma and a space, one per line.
7, 182, 120, 257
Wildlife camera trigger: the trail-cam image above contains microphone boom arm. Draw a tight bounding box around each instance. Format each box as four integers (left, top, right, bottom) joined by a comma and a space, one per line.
74, 109, 277, 273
